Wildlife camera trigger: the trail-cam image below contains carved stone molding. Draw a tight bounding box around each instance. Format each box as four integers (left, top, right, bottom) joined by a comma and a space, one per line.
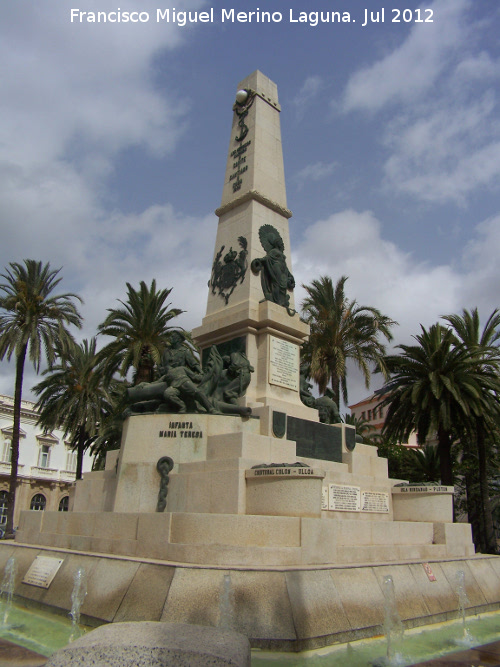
215, 189, 292, 219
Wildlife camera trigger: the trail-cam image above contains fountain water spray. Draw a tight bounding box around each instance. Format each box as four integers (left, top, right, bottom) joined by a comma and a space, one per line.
454, 569, 473, 645
218, 573, 234, 629
69, 567, 87, 641
0, 557, 17, 627
378, 574, 405, 666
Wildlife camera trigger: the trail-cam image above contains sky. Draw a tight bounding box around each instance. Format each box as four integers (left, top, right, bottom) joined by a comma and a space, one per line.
1, 0, 500, 410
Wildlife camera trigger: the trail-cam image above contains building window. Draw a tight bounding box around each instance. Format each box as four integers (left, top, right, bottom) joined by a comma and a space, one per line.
65, 449, 77, 473
2, 440, 12, 463
361, 411, 365, 419
368, 410, 372, 421
0, 491, 8, 526
58, 496, 69, 512
30, 494, 46, 511
38, 445, 51, 468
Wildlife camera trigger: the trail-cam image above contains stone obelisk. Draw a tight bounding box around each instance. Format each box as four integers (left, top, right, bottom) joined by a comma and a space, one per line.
193, 71, 315, 419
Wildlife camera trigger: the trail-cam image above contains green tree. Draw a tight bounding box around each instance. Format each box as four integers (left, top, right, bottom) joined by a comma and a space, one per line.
375, 438, 413, 480
343, 413, 379, 445
0, 260, 82, 536
453, 441, 482, 549
379, 323, 499, 488
443, 308, 500, 553
97, 280, 184, 385
405, 445, 441, 483
301, 275, 396, 407
33, 338, 114, 480
90, 382, 129, 471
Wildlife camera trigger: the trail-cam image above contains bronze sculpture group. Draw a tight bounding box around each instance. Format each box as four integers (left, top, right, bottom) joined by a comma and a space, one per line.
126, 332, 254, 417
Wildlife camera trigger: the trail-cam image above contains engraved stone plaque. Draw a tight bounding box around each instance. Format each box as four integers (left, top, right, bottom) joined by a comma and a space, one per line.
287, 417, 343, 463
269, 336, 299, 391
246, 467, 324, 479
361, 491, 390, 513
392, 485, 453, 495
328, 484, 361, 512
23, 556, 64, 588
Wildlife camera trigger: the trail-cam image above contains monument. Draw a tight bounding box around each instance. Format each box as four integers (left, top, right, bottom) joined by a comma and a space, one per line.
5, 72, 493, 654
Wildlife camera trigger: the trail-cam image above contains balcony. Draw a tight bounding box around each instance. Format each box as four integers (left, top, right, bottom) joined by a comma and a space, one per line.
59, 470, 77, 483
0, 462, 24, 475
30, 466, 58, 480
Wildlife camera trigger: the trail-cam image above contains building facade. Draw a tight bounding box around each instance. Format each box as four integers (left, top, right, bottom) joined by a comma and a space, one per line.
349, 390, 419, 448
0, 394, 93, 531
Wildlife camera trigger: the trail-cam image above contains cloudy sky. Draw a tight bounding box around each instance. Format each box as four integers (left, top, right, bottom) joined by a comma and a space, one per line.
2, 0, 500, 409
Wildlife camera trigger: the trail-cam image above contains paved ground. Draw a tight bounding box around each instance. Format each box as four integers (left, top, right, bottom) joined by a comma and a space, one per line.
410, 639, 500, 666
1, 636, 500, 666
0, 638, 46, 667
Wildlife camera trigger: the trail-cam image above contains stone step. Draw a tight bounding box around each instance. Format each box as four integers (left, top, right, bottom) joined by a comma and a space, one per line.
167, 512, 436, 549
164, 541, 303, 567
336, 543, 449, 565
163, 541, 452, 567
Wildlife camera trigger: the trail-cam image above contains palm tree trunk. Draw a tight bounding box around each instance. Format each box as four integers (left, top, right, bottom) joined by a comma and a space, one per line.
476, 420, 498, 554
5, 344, 27, 539
437, 425, 454, 487
461, 441, 481, 550
330, 374, 341, 410
76, 428, 86, 480
135, 349, 154, 385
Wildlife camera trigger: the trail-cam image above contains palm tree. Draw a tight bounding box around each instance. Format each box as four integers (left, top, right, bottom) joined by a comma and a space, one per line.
301, 275, 396, 407
97, 280, 184, 385
33, 338, 115, 480
405, 445, 441, 483
0, 260, 82, 536
379, 323, 500, 488
443, 308, 500, 553
343, 413, 378, 445
89, 382, 129, 471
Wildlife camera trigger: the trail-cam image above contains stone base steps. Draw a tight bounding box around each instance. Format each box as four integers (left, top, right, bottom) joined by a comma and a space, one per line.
15, 510, 475, 567
16, 533, 464, 567
162, 542, 458, 567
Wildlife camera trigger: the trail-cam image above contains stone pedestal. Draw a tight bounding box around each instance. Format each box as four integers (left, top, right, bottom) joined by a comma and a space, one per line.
246, 467, 325, 518
51, 410, 474, 567
392, 485, 454, 523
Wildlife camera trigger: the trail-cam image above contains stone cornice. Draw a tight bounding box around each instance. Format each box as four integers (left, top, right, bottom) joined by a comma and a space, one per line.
215, 189, 292, 219
0, 395, 39, 424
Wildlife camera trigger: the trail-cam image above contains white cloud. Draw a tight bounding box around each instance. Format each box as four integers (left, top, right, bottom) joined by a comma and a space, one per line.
461, 214, 500, 314
0, 202, 214, 399
454, 52, 500, 83
383, 93, 500, 203
343, 0, 470, 113
292, 75, 323, 119
294, 161, 336, 189
292, 205, 500, 405
294, 209, 460, 346
0, 0, 208, 399
1, 0, 204, 168
340, 0, 500, 206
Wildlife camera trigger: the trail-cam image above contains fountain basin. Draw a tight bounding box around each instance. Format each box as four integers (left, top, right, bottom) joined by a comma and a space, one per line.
2, 601, 500, 667
252, 611, 500, 665
2, 542, 500, 652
